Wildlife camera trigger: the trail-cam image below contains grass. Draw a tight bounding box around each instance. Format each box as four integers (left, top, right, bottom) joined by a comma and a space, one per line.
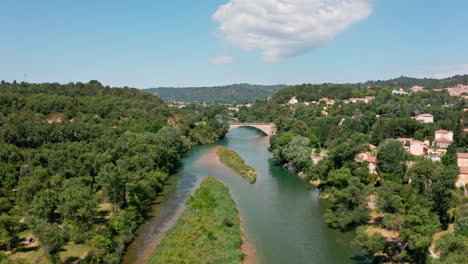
148, 177, 244, 264
7, 230, 96, 264
216, 146, 257, 183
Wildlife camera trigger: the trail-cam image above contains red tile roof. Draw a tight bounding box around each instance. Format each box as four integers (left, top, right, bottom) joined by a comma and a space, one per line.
434, 138, 452, 143
457, 153, 468, 159
367, 156, 377, 163
435, 130, 450, 134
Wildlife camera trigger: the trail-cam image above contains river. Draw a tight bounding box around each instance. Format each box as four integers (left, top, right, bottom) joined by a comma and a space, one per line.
123, 127, 366, 264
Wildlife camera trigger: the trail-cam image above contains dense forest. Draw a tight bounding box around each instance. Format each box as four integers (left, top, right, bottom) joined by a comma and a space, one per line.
234, 83, 468, 263
144, 84, 287, 104
0, 80, 228, 263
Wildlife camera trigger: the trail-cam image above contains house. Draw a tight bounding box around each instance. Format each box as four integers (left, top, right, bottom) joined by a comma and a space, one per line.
45, 116, 63, 123
319, 97, 335, 105
367, 156, 377, 174
392, 88, 409, 96
457, 167, 468, 188
447, 84, 468, 97
410, 86, 425, 93
458, 153, 468, 167
396, 138, 426, 156
343, 96, 375, 104
288, 96, 299, 105
413, 113, 434, 124
434, 130, 454, 148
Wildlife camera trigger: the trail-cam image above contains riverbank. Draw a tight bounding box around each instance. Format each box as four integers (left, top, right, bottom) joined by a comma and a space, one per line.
147, 177, 244, 264
217, 146, 257, 183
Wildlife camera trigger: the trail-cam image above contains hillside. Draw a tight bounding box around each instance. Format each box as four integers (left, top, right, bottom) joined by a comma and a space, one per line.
346, 74, 468, 89
144, 84, 287, 104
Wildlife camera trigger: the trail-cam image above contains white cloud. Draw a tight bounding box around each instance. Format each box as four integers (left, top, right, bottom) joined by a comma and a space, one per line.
209, 55, 234, 65
213, 0, 372, 62
428, 64, 468, 79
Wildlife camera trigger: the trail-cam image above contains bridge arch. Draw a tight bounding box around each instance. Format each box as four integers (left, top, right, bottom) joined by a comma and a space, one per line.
228, 123, 277, 136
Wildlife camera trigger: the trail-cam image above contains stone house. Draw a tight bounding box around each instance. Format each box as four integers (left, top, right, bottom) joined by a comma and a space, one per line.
288, 96, 298, 105
434, 130, 454, 148
413, 113, 434, 123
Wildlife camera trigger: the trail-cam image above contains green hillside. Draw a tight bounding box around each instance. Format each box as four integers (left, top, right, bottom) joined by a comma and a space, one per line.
144, 84, 287, 104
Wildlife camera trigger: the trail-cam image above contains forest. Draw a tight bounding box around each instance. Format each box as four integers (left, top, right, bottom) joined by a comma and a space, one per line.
234, 83, 468, 263
144, 84, 287, 104
0, 81, 228, 263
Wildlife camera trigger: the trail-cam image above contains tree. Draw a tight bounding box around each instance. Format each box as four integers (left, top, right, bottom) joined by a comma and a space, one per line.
31, 219, 66, 261
325, 178, 369, 230
431, 166, 458, 226
442, 143, 458, 166
98, 163, 128, 211
353, 226, 388, 262
327, 168, 352, 189
376, 182, 404, 214
376, 140, 408, 180
29, 189, 58, 223
58, 178, 98, 226
0, 214, 18, 250
405, 159, 439, 193
281, 136, 311, 171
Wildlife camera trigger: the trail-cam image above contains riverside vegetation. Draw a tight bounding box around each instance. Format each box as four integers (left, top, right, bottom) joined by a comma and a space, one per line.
217, 146, 257, 183
148, 177, 243, 264
0, 81, 229, 263
233, 81, 468, 264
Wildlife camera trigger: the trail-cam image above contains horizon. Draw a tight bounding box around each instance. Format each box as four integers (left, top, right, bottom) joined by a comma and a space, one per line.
3, 73, 467, 90
2, 0, 468, 88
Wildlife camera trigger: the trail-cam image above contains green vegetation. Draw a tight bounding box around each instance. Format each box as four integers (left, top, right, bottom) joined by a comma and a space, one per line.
235, 80, 468, 263
145, 84, 287, 104
217, 146, 257, 183
0, 80, 228, 263
346, 74, 468, 90
148, 177, 243, 264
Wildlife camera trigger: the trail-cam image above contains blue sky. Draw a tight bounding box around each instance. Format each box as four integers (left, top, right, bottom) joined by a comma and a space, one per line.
1, 0, 468, 88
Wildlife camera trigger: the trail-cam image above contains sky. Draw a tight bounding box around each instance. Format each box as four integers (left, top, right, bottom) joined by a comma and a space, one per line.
1, 0, 468, 88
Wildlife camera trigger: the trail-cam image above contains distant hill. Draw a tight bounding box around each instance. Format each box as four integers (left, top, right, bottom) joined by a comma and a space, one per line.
346, 75, 468, 89
144, 75, 468, 104
144, 84, 287, 104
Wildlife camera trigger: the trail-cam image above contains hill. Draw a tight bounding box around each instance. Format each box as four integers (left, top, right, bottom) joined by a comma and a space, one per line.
346, 74, 468, 89
144, 84, 287, 104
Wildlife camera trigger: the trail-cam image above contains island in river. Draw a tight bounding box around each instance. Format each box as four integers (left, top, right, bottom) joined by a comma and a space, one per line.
217, 146, 257, 183
147, 177, 244, 264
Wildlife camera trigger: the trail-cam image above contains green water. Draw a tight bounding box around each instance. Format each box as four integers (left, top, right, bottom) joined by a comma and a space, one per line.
123, 127, 365, 264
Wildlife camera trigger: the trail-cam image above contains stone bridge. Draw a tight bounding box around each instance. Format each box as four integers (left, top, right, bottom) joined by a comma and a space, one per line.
228, 123, 277, 136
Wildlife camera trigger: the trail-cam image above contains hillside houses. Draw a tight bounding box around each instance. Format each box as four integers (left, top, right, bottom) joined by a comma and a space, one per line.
434, 130, 454, 148
447, 84, 468, 97
288, 96, 299, 105
396, 138, 426, 156
392, 88, 409, 95
410, 85, 425, 93
413, 113, 434, 124
343, 96, 375, 104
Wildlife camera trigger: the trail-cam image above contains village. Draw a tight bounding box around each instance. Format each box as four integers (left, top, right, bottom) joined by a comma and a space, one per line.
284, 84, 468, 191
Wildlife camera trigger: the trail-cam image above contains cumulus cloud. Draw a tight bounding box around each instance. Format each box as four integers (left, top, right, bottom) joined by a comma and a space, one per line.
213, 0, 372, 62
209, 55, 234, 65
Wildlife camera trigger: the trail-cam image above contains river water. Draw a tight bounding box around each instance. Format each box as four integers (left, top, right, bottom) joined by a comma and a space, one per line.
123, 127, 365, 264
